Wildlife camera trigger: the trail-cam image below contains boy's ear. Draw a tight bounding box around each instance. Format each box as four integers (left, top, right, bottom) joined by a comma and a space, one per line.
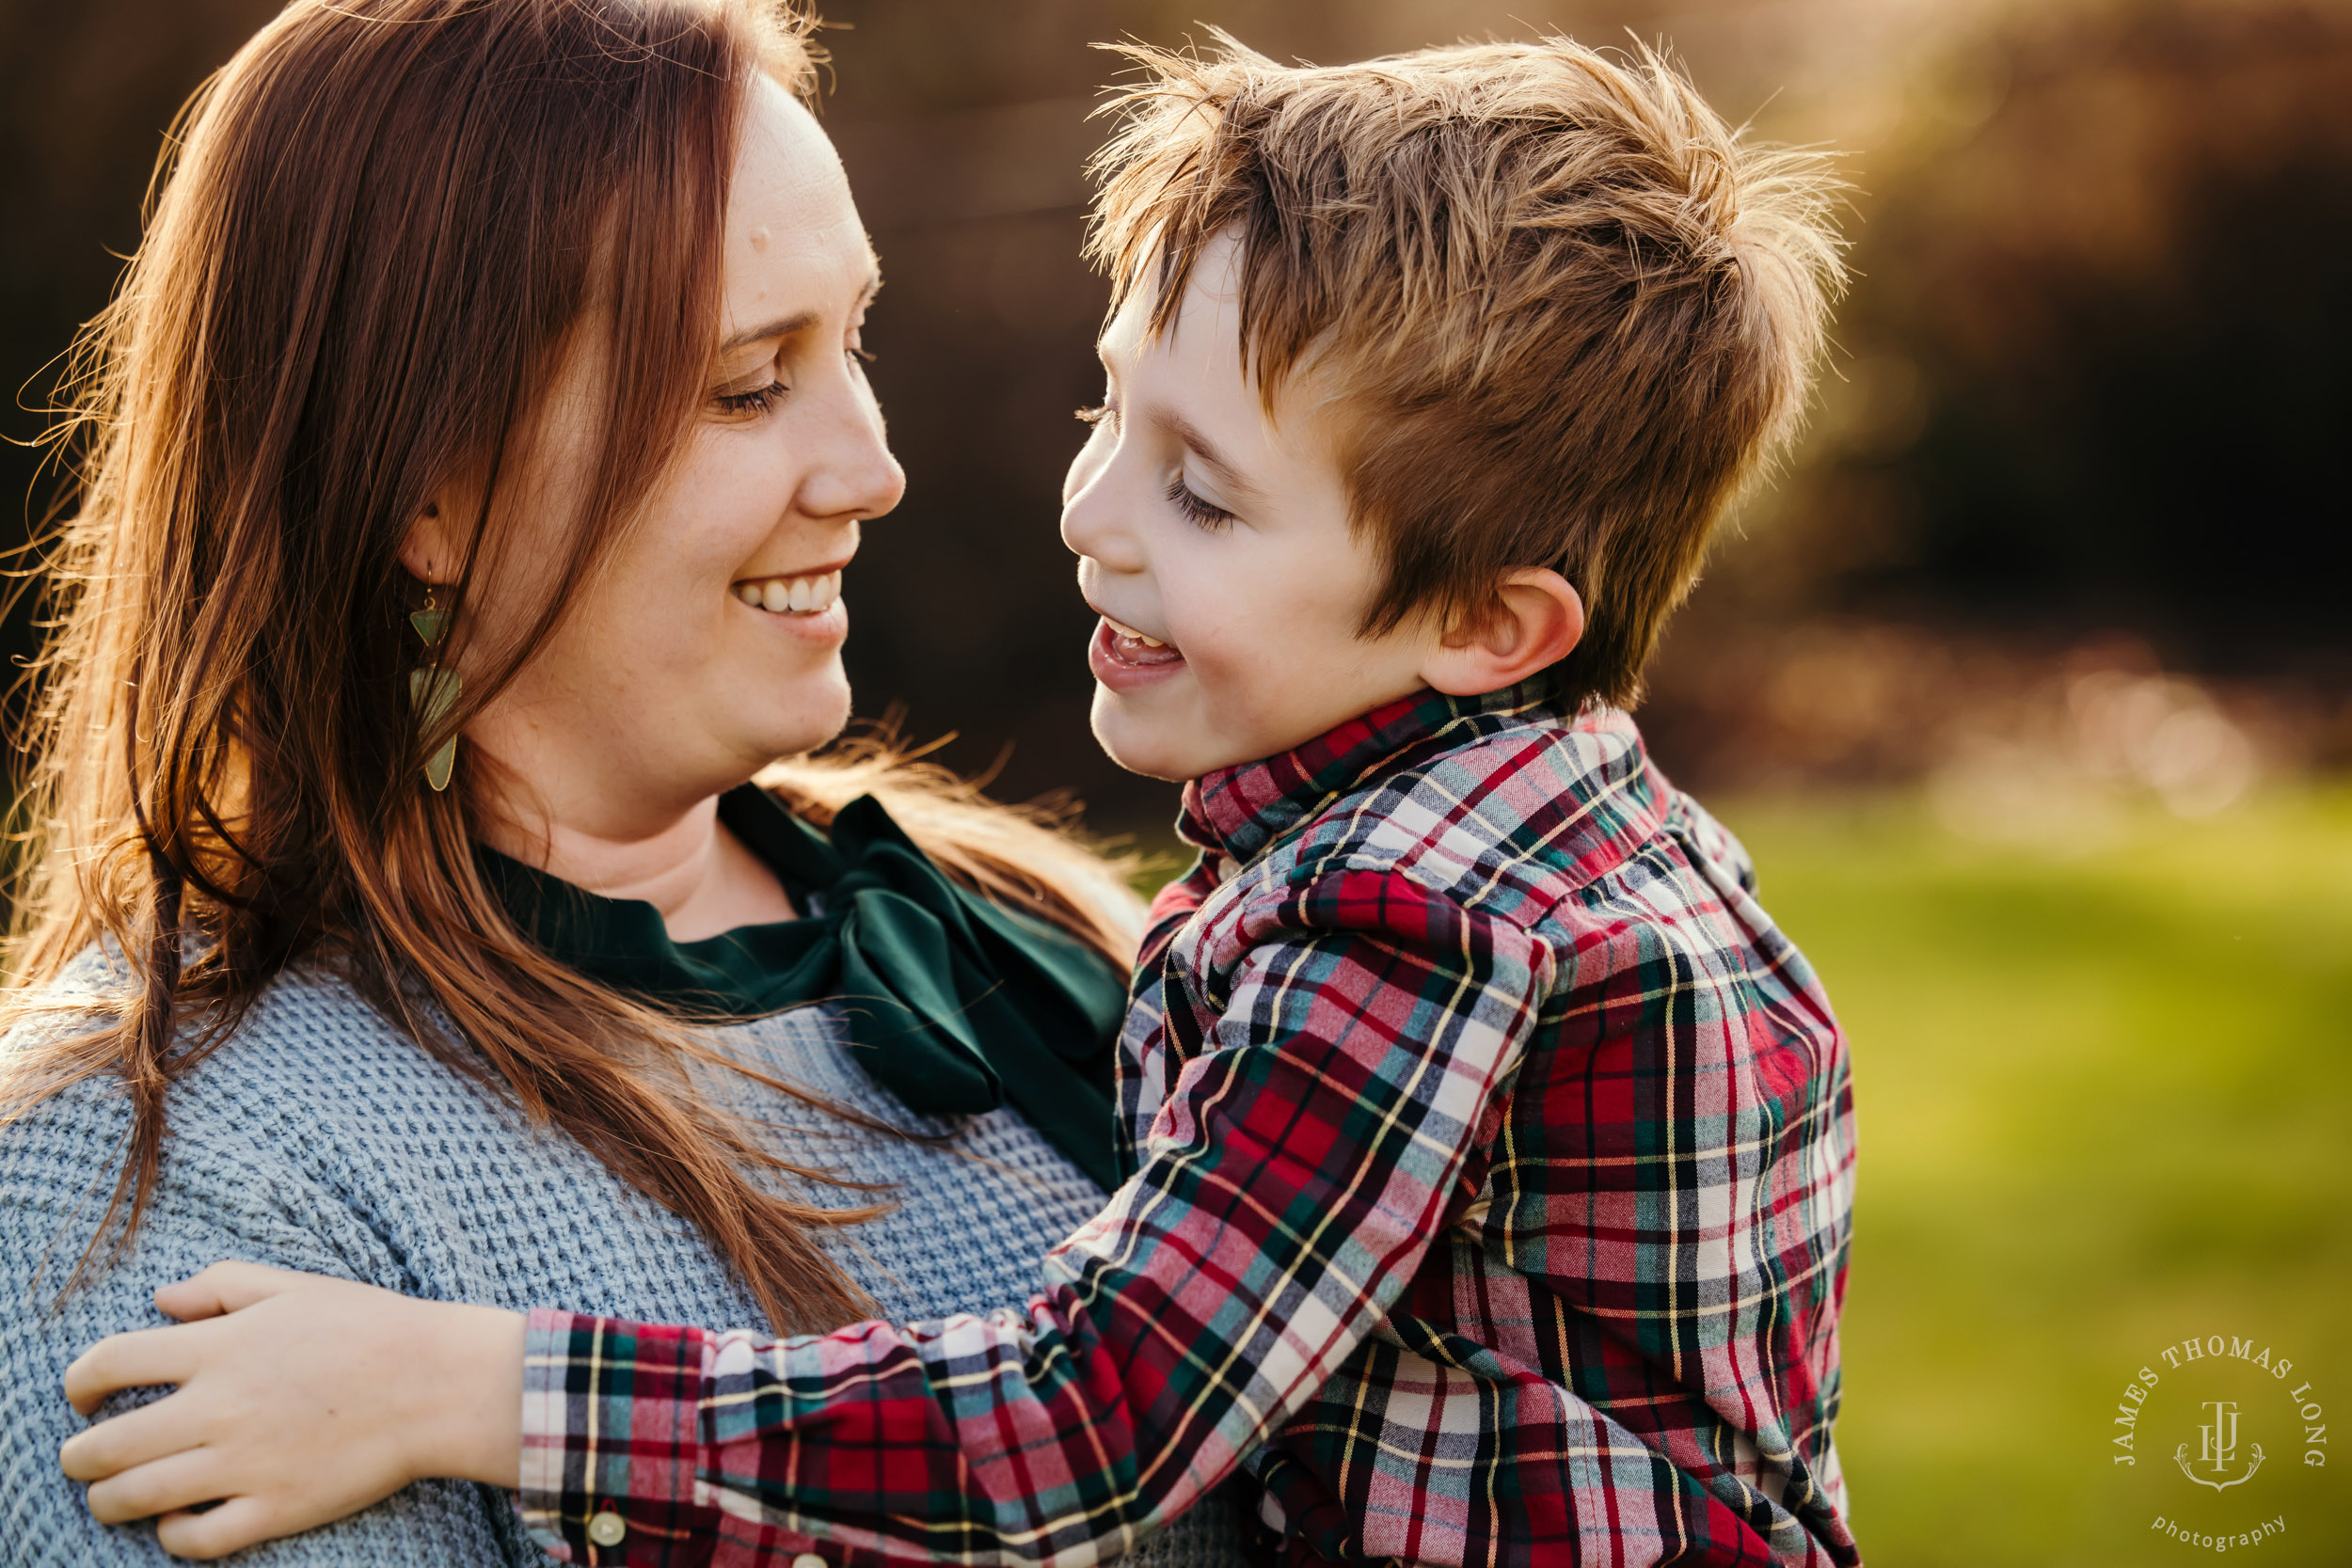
1419, 567, 1583, 699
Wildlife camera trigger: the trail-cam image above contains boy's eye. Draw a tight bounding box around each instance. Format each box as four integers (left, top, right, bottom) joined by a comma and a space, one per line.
1074, 403, 1116, 428
714, 380, 787, 418
1165, 472, 1235, 531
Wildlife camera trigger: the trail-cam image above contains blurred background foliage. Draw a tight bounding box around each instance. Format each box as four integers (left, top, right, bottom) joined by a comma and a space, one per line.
3, 0, 2346, 1560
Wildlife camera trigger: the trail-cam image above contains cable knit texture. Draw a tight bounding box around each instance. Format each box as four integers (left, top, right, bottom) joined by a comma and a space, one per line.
0, 956, 1242, 1566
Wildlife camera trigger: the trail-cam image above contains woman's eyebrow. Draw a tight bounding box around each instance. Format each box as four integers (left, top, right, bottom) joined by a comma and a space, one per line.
720, 269, 883, 353
722, 310, 818, 352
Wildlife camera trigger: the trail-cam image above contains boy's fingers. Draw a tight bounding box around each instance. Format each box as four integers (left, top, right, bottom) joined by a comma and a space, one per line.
59, 1391, 200, 1482
82, 1448, 226, 1527
155, 1497, 278, 1562
154, 1260, 317, 1322
63, 1323, 210, 1417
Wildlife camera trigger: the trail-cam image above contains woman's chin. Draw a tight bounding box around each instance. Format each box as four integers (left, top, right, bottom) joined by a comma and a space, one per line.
730, 669, 852, 765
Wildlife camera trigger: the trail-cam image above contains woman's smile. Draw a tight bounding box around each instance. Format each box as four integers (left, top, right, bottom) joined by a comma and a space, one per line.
739, 581, 847, 641
733, 562, 849, 641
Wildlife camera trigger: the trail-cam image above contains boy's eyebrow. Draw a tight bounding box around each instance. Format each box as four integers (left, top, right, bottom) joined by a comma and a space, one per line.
1152, 408, 1263, 501
720, 268, 882, 353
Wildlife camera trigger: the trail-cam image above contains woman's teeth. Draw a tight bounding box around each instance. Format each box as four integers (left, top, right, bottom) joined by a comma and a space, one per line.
735, 570, 841, 615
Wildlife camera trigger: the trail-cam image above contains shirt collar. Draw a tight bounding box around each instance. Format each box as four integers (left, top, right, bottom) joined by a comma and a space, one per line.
1178, 680, 1568, 864
475, 785, 1127, 1189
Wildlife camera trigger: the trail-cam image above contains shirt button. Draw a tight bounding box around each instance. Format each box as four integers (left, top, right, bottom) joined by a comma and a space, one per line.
789, 1555, 827, 1568
586, 1510, 628, 1547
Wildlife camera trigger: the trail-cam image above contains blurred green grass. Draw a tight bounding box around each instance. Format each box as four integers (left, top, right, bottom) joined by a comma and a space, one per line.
1717, 787, 2352, 1565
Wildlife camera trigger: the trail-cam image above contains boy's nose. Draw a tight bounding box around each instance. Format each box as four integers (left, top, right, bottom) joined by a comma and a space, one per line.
1058, 455, 1145, 573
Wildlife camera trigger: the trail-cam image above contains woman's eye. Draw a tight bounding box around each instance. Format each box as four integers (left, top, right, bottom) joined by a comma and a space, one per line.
1165, 472, 1235, 531
714, 380, 787, 418
1075, 403, 1117, 429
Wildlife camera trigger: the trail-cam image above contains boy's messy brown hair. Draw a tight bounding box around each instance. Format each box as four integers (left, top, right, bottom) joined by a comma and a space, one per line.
1088, 34, 1846, 707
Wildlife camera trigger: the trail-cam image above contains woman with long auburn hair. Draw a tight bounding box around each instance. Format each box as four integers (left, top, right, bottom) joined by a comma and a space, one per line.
0, 0, 1240, 1561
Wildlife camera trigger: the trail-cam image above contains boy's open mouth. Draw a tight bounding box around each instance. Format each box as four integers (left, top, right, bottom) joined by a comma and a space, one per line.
1099, 615, 1182, 667
1089, 613, 1185, 691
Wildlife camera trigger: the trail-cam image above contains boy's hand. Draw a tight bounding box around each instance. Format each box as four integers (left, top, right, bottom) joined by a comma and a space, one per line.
58, 1261, 526, 1560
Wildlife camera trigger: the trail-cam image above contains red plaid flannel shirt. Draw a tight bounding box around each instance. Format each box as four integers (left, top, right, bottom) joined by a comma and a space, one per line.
516, 687, 1860, 1567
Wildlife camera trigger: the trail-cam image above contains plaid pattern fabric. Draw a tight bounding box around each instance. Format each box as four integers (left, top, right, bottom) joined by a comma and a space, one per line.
517, 686, 1860, 1568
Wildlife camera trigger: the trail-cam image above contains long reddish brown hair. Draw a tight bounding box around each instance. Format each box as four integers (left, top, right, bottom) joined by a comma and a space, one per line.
2, 0, 1137, 1332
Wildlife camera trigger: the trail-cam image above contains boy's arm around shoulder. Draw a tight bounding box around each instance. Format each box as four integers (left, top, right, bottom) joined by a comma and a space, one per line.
516, 857, 1554, 1566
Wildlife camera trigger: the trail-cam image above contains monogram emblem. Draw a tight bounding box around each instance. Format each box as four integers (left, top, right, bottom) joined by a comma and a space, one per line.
2172, 1399, 2265, 1492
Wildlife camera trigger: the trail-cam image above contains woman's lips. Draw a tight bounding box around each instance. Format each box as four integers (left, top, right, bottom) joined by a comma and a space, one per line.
1088, 615, 1184, 691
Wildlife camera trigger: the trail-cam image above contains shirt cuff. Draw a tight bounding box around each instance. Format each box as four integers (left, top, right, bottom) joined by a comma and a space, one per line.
516, 1308, 723, 1567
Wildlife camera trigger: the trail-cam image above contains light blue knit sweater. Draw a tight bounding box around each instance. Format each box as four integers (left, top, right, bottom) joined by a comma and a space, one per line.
0, 958, 1243, 1566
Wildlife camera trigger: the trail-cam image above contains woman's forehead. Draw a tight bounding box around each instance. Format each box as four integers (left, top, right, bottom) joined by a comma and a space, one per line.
720, 80, 874, 339
728, 81, 866, 263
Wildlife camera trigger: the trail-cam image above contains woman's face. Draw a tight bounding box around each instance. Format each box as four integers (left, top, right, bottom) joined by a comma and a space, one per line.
442, 76, 902, 835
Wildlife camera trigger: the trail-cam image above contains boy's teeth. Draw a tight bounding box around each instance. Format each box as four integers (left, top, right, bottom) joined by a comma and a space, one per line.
1104, 615, 1166, 648
736, 570, 841, 616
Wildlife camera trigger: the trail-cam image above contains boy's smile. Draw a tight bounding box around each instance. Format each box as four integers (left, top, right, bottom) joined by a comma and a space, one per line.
1088, 613, 1185, 689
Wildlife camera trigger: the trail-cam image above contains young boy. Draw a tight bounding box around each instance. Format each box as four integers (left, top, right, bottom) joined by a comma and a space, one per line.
66, 35, 1857, 1568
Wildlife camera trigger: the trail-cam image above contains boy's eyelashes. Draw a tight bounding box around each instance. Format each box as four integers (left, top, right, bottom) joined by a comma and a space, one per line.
1072, 402, 1232, 528
1165, 472, 1236, 530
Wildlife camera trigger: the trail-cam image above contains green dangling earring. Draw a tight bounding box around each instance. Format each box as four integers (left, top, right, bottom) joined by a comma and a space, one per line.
409, 585, 460, 792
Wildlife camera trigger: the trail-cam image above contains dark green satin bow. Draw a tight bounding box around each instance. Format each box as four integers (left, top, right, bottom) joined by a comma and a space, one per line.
477, 786, 1126, 1190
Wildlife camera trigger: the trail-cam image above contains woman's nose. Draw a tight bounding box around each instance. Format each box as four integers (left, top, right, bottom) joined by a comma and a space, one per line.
797, 375, 907, 523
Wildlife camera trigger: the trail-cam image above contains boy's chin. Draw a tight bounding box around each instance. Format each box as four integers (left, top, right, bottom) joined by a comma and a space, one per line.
1089, 689, 1229, 783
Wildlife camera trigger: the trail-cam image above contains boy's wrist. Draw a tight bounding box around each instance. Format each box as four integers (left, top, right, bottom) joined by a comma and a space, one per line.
400, 1301, 528, 1488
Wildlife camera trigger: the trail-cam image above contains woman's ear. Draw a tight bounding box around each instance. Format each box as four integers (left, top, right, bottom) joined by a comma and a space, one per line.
397, 498, 462, 585
1419, 567, 1584, 698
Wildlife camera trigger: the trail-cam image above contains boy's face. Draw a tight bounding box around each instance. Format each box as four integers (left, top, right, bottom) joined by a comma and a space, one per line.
1059, 231, 1440, 783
